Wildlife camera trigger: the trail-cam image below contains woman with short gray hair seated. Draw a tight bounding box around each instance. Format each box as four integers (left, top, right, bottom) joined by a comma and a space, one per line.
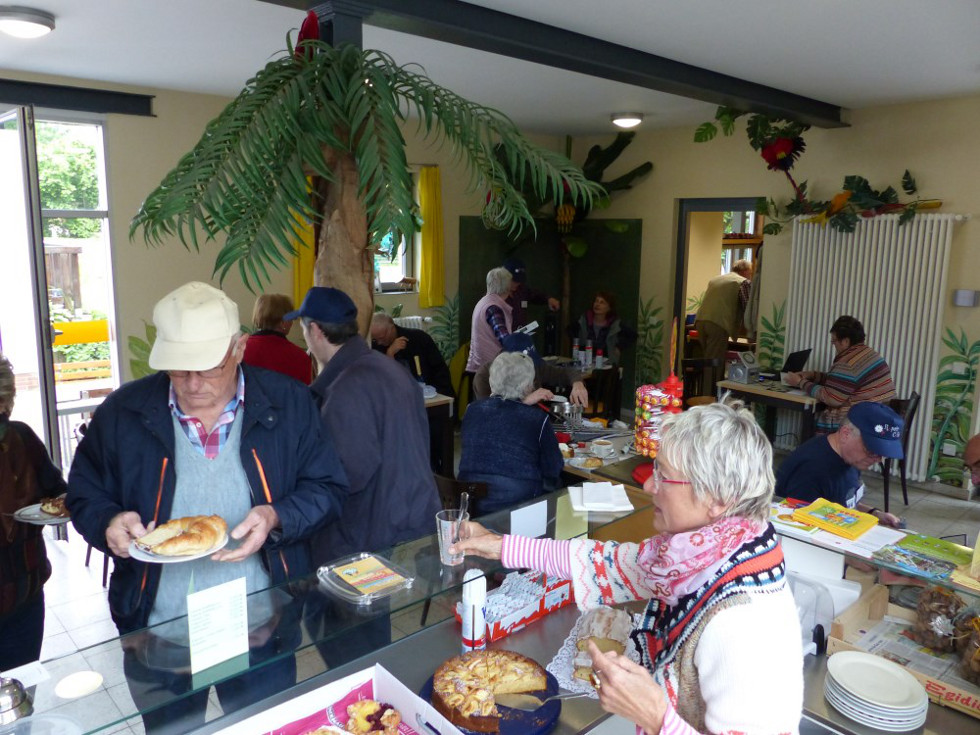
458, 352, 564, 515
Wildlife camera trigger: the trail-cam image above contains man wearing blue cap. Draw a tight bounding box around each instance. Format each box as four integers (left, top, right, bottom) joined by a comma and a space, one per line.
472, 332, 588, 406
502, 256, 560, 331
775, 402, 904, 527
290, 287, 440, 563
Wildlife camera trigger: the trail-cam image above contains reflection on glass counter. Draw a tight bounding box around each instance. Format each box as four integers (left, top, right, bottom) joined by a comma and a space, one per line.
10, 487, 652, 733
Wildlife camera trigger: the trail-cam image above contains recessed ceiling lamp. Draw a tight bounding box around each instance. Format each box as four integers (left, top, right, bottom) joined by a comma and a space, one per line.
0, 6, 55, 39
611, 112, 644, 129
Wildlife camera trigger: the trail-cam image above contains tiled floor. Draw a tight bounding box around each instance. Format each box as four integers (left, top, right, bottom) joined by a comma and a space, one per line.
32, 461, 978, 733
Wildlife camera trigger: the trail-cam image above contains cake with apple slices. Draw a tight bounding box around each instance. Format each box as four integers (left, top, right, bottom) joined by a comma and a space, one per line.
431, 650, 547, 733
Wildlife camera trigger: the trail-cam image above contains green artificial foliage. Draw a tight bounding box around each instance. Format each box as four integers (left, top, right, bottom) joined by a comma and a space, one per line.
927, 328, 980, 485
429, 293, 461, 363
131, 39, 604, 292
635, 300, 665, 387
128, 322, 157, 379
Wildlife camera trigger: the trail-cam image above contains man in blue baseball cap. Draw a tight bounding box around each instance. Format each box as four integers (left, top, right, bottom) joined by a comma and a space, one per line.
296, 287, 441, 666
775, 402, 904, 527
502, 256, 560, 330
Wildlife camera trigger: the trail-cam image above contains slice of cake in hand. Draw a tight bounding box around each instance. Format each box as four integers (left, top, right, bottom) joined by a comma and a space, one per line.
573, 606, 633, 683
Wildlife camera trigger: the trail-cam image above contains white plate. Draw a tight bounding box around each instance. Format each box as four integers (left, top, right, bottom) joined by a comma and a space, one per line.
827, 651, 927, 710
825, 677, 928, 719
824, 683, 927, 730
567, 456, 604, 470
128, 534, 228, 564
14, 503, 71, 525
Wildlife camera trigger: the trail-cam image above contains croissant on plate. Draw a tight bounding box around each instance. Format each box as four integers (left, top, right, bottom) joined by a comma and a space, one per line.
135, 515, 227, 557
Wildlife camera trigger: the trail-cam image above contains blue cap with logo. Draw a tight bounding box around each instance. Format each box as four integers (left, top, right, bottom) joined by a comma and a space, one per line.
500, 332, 541, 365
502, 257, 527, 283
284, 287, 358, 323
847, 402, 904, 459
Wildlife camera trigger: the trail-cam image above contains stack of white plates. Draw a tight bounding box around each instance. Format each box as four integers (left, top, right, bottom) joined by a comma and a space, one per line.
825, 651, 929, 731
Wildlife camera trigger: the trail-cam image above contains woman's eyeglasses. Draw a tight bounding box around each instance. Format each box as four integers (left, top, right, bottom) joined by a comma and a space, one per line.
652, 459, 691, 488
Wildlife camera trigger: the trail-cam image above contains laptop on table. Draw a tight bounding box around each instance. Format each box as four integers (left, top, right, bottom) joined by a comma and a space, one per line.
781, 349, 812, 374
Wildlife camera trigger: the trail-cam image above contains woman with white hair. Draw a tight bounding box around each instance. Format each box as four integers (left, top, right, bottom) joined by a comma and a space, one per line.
0, 354, 68, 670
465, 267, 514, 374
458, 352, 564, 515
454, 401, 803, 734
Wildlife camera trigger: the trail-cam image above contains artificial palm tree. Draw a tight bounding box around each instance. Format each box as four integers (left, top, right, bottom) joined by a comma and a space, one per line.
131, 38, 603, 334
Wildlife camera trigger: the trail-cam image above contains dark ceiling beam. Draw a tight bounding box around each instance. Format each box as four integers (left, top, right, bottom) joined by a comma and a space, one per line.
265, 0, 844, 128
0, 78, 154, 117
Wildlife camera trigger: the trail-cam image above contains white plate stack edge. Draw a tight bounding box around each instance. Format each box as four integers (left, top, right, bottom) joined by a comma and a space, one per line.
824, 651, 928, 731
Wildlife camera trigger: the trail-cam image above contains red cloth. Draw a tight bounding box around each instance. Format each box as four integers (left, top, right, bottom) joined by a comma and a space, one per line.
632, 461, 653, 486
243, 332, 314, 384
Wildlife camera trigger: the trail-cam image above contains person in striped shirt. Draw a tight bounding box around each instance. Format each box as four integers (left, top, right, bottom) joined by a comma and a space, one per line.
784, 315, 896, 433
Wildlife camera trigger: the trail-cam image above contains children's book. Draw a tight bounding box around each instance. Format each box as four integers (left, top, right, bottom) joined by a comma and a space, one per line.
871, 543, 957, 580
769, 498, 820, 535
896, 533, 973, 566
790, 498, 878, 540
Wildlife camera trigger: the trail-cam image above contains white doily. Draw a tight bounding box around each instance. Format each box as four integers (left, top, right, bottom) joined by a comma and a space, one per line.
546, 609, 642, 697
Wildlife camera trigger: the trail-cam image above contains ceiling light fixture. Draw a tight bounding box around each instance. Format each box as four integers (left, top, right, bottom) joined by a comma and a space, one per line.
611, 112, 644, 129
0, 6, 55, 39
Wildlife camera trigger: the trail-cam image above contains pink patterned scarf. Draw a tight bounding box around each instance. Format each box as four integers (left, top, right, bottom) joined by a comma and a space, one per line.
636, 516, 766, 606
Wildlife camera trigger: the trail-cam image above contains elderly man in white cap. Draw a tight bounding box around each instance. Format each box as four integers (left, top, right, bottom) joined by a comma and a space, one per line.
67, 281, 348, 734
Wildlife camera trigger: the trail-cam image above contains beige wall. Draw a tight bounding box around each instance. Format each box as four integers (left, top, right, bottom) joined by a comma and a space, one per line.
9, 67, 979, 403
566, 95, 979, 373
685, 211, 725, 313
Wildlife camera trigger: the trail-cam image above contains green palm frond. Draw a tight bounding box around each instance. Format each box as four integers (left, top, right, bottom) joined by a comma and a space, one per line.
131, 41, 604, 291
927, 326, 980, 482
429, 293, 461, 363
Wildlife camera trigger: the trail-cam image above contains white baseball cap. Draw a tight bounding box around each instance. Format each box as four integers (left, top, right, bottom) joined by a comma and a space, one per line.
148, 282, 241, 371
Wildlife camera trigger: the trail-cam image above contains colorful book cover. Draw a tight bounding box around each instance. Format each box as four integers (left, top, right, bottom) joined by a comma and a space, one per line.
790, 498, 878, 540
871, 544, 957, 580
896, 533, 973, 566
769, 498, 819, 534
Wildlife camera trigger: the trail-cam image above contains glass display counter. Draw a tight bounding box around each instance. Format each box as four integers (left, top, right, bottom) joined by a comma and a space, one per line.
10, 487, 652, 734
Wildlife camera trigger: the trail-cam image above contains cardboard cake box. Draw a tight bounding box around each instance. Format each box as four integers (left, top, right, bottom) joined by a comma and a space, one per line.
827, 583, 980, 721
213, 664, 464, 735
453, 571, 574, 643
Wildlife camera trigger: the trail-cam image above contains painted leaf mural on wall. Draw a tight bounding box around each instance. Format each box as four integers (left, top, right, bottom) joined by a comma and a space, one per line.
635, 299, 665, 387
927, 328, 979, 485
756, 301, 786, 371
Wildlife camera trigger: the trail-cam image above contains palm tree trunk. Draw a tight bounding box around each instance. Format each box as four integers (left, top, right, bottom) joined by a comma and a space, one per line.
313, 148, 375, 336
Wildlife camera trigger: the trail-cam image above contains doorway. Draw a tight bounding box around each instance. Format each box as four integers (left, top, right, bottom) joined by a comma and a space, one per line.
0, 106, 119, 470
672, 197, 762, 373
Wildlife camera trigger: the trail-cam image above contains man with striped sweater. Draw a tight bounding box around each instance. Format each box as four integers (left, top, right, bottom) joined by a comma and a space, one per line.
784, 315, 896, 433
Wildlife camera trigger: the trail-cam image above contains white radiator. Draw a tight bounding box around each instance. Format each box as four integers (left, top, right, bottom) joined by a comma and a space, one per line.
779, 213, 959, 481
393, 315, 431, 331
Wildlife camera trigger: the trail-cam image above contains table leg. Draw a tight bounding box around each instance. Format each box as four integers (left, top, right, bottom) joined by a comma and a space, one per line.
801, 408, 816, 443
764, 405, 778, 440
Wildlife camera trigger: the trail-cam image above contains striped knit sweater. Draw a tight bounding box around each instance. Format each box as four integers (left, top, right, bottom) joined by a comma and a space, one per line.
799, 343, 895, 432
502, 525, 803, 735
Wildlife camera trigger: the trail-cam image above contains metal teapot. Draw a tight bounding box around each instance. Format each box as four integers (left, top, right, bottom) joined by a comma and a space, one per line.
0, 678, 33, 725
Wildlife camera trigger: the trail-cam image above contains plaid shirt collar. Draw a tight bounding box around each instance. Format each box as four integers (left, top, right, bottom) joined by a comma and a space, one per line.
169, 367, 245, 458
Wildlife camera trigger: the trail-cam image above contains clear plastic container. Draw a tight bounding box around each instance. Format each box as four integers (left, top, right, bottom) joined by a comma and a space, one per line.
317, 552, 415, 605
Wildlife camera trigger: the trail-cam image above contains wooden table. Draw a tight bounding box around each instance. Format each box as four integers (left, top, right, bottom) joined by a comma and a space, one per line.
424, 392, 455, 477
717, 378, 820, 443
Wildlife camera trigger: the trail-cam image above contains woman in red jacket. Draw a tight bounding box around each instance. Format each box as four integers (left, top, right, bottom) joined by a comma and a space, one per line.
243, 294, 314, 383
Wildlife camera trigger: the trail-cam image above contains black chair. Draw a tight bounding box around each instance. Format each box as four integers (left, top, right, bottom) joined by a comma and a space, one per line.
433, 473, 488, 511
681, 357, 723, 406
881, 391, 920, 513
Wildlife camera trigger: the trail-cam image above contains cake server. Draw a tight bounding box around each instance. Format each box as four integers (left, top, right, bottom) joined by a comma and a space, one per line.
495, 691, 591, 711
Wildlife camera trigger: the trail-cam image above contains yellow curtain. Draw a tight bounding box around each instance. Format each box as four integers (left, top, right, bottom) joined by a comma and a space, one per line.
418, 166, 444, 308
292, 211, 316, 308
